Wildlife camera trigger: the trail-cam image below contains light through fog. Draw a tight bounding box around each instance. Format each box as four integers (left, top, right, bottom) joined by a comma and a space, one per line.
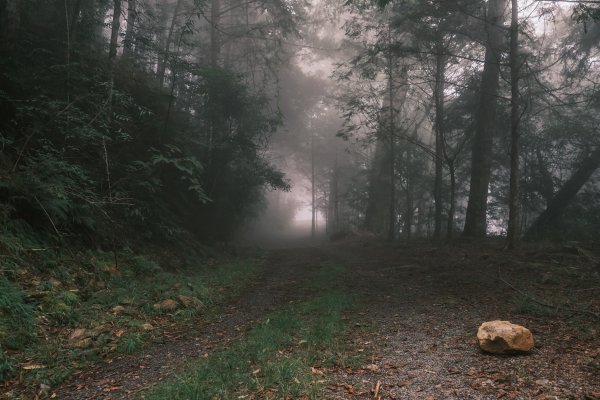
235, 0, 583, 246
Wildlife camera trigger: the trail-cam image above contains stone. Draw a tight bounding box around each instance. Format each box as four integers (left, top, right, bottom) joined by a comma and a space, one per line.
141, 323, 154, 331
177, 295, 204, 309
91, 279, 106, 290
153, 299, 178, 311
69, 328, 87, 341
111, 305, 126, 314
73, 338, 93, 349
477, 320, 534, 354
49, 278, 62, 288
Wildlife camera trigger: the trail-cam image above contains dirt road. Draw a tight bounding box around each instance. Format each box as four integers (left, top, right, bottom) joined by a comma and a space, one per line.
51, 240, 600, 399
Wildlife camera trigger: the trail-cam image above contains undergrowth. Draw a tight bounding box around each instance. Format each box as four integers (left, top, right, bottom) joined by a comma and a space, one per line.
143, 262, 358, 400
0, 236, 263, 388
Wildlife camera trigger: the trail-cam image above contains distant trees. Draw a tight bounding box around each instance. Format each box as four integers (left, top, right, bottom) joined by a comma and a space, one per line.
334, 0, 600, 243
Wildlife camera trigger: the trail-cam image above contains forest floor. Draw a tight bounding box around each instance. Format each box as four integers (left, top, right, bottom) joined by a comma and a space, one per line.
5, 238, 600, 400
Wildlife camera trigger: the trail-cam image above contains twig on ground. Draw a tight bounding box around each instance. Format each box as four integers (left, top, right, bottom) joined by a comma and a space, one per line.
373, 380, 381, 399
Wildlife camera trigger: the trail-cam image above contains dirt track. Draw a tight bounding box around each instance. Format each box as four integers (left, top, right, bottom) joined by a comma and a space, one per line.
51, 247, 326, 399
48, 240, 600, 399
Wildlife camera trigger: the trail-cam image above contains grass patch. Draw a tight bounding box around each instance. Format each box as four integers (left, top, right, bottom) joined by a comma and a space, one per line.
512, 294, 561, 317
0, 247, 263, 388
117, 332, 143, 354
142, 263, 357, 400
0, 278, 37, 352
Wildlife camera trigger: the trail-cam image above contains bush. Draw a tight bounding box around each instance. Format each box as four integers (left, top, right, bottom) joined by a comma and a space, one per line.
46, 291, 80, 326
117, 332, 143, 354
131, 255, 162, 277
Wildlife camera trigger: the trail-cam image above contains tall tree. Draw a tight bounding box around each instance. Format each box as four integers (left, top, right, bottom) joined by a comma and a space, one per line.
108, 0, 122, 64
157, 0, 184, 85
386, 26, 397, 241
433, 44, 446, 240
506, 0, 521, 248
463, 0, 508, 237
122, 0, 137, 60
0, 0, 20, 52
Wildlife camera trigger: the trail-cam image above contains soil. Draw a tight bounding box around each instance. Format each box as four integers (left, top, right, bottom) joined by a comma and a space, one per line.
323, 240, 600, 400
5, 239, 600, 399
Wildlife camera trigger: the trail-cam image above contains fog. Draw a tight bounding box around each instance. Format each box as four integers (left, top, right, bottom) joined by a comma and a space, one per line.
236, 0, 599, 246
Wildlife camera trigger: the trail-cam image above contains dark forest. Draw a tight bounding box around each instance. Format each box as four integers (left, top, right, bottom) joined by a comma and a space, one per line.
0, 0, 599, 398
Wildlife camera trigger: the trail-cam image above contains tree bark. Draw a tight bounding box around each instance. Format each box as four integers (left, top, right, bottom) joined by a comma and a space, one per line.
447, 163, 456, 239
210, 0, 221, 67
1, 0, 20, 52
387, 46, 396, 242
328, 154, 340, 235
404, 144, 414, 240
108, 0, 121, 64
365, 140, 391, 235
311, 130, 316, 238
507, 0, 521, 249
525, 148, 600, 240
433, 47, 446, 240
122, 0, 136, 60
463, 0, 508, 237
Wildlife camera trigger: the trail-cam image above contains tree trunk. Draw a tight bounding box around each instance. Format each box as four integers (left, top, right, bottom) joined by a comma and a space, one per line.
122, 0, 136, 60
210, 0, 221, 67
311, 130, 316, 238
507, 0, 521, 249
387, 49, 396, 242
463, 0, 508, 238
157, 0, 184, 85
0, 0, 20, 52
525, 148, 600, 240
108, 0, 121, 64
365, 141, 391, 235
447, 162, 456, 239
433, 47, 446, 240
330, 153, 340, 234
104, 0, 122, 204
404, 158, 413, 240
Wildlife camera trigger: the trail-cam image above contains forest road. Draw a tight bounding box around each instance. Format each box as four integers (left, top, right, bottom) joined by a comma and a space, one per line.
49, 240, 600, 399
51, 246, 330, 400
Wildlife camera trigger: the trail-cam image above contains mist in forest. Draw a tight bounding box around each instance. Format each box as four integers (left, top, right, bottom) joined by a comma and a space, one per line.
2, 0, 600, 248
239, 0, 600, 247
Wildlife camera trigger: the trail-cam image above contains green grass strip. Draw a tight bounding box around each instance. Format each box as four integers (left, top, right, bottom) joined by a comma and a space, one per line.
142, 263, 356, 400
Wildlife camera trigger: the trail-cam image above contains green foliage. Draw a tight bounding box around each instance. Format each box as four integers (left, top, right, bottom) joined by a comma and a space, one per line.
45, 291, 81, 326
0, 0, 291, 246
131, 255, 162, 277
0, 351, 15, 382
0, 278, 37, 351
117, 333, 143, 354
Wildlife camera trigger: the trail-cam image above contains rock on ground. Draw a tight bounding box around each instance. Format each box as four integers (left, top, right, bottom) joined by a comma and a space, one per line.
477, 320, 534, 354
